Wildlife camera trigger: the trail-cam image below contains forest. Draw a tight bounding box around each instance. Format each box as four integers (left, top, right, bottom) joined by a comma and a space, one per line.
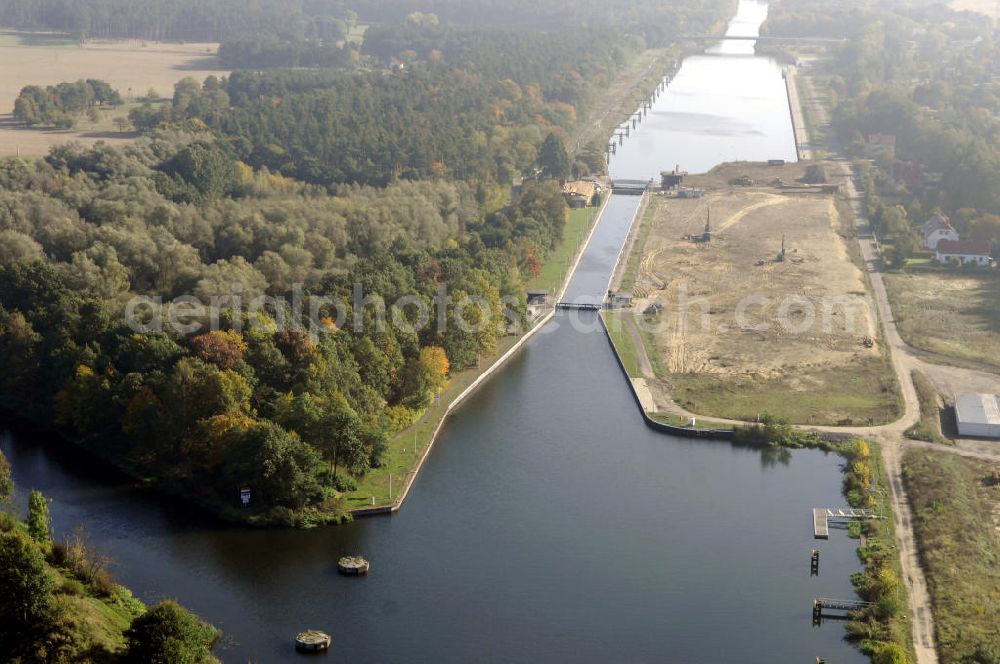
131, 50, 617, 187
765, 0, 1000, 256
0, 0, 733, 46
0, 0, 357, 41
0, 132, 567, 524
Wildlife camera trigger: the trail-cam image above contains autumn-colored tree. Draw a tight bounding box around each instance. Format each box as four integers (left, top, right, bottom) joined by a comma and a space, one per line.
274, 328, 317, 365
418, 346, 450, 392
523, 244, 542, 278
191, 330, 248, 370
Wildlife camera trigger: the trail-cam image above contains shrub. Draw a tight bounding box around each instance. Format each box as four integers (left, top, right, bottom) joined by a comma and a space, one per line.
48, 541, 68, 566
332, 474, 357, 492
0, 511, 16, 532
58, 578, 85, 596
27, 489, 52, 545
90, 569, 117, 598
0, 530, 54, 657
0, 450, 12, 501
874, 642, 910, 664
124, 600, 219, 664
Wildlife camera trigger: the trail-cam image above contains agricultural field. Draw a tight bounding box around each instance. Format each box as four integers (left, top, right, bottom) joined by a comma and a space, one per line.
629, 161, 901, 425
884, 271, 1000, 374
0, 30, 224, 157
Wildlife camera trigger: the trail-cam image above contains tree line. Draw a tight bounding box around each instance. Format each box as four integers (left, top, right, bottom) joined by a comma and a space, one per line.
0, 0, 733, 46
0, 0, 356, 41
350, 0, 734, 48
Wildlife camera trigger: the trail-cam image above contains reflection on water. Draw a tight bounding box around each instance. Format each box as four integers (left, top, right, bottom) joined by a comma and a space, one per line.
609, 0, 795, 179
0, 1, 864, 661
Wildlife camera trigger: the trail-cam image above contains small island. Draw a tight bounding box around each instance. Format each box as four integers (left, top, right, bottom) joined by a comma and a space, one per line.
337, 555, 371, 575
295, 630, 332, 653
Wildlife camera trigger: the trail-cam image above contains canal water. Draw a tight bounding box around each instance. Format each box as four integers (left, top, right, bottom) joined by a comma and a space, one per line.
609, 0, 797, 180
1, 1, 868, 662
560, 194, 643, 305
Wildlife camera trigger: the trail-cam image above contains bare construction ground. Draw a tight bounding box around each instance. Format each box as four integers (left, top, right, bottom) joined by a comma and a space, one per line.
0, 31, 224, 157
631, 161, 901, 425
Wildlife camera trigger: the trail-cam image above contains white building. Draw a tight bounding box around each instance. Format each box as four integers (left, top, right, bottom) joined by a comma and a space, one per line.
936, 239, 992, 267
956, 394, 1000, 438
921, 213, 959, 249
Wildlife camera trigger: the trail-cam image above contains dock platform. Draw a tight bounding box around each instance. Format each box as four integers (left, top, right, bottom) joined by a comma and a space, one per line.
813, 507, 877, 539
812, 597, 874, 624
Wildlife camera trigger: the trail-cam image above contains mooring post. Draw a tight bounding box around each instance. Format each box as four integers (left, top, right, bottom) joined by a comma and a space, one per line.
810, 549, 820, 576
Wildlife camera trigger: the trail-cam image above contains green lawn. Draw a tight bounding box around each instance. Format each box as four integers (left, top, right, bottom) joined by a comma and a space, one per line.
648, 412, 734, 430
526, 206, 598, 294
601, 312, 641, 378
618, 203, 655, 293
0, 30, 77, 48
667, 356, 902, 426
884, 271, 1000, 372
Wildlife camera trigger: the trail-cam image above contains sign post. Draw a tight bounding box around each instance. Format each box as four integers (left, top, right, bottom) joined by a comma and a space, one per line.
240, 488, 251, 507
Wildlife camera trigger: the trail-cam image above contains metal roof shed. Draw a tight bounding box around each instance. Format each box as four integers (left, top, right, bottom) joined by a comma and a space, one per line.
955, 394, 1000, 439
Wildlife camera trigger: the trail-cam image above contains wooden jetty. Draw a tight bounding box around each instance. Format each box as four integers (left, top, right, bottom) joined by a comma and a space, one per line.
812, 597, 875, 625
337, 556, 370, 575
295, 630, 331, 652
813, 507, 877, 539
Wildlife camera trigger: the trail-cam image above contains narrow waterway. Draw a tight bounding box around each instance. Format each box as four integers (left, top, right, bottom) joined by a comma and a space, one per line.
1, 2, 867, 661
560, 194, 643, 305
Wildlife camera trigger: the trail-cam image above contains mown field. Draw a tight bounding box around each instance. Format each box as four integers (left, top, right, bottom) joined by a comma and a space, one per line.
666, 356, 901, 425
884, 271, 1000, 373
526, 206, 598, 294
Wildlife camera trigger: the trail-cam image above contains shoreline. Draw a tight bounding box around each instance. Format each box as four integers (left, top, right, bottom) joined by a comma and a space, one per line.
351, 192, 614, 516
784, 66, 812, 160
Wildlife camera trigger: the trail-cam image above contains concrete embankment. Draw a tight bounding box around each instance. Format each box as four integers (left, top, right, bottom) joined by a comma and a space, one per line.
784, 67, 811, 160
598, 313, 735, 441
352, 194, 613, 516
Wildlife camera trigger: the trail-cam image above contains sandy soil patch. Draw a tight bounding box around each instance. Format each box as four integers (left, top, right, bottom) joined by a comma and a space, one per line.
638, 162, 877, 377
628, 161, 899, 424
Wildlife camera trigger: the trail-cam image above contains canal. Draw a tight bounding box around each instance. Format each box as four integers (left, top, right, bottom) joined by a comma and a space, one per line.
1, 1, 866, 661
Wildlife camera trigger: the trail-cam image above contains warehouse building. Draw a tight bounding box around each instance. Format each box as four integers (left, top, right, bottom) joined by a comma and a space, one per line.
955, 394, 1000, 439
